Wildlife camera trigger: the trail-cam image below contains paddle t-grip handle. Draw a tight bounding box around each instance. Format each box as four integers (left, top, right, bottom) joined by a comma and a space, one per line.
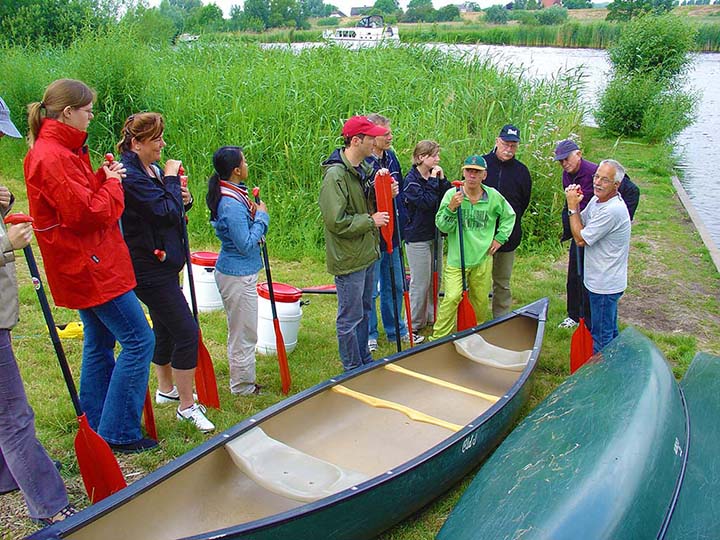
4, 213, 34, 226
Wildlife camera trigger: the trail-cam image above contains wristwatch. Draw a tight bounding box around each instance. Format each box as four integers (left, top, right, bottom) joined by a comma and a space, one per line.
568, 209, 578, 217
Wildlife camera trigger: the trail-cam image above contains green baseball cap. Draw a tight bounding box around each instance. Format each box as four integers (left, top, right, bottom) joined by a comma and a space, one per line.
462, 155, 487, 171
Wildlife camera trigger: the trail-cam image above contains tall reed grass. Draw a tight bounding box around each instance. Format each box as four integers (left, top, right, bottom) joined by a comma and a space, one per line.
0, 28, 586, 259
400, 20, 720, 51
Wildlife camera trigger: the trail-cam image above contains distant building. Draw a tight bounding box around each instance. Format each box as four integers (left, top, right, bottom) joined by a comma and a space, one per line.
350, 6, 373, 16
330, 10, 347, 17
541, 0, 562, 6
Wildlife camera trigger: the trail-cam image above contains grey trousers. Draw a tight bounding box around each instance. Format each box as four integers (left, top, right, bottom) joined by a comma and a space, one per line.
406, 238, 443, 331
0, 329, 68, 519
215, 271, 258, 395
491, 250, 515, 318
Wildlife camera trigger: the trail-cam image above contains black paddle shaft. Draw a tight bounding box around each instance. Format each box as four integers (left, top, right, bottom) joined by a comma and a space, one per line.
575, 242, 586, 321
254, 193, 281, 323
181, 213, 200, 323
456, 188, 469, 293
21, 245, 84, 416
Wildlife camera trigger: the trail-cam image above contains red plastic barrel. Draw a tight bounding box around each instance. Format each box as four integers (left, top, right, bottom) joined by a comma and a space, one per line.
257, 282, 302, 303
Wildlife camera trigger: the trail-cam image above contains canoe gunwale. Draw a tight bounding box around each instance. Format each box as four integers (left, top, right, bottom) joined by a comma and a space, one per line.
657, 383, 691, 540
30, 299, 548, 540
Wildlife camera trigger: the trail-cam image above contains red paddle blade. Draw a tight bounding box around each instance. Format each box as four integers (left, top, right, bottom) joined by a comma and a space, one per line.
374, 171, 394, 250
143, 388, 158, 441
273, 318, 292, 395
456, 291, 477, 331
570, 318, 594, 373
195, 330, 220, 409
74, 414, 126, 503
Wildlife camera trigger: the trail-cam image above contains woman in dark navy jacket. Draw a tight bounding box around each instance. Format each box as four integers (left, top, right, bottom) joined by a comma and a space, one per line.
118, 112, 213, 433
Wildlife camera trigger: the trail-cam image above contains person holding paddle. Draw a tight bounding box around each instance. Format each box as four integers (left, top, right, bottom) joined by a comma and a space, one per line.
403, 140, 451, 333
23, 79, 157, 453
0, 99, 76, 526
118, 112, 214, 432
319, 116, 397, 371
431, 155, 515, 340
207, 146, 268, 396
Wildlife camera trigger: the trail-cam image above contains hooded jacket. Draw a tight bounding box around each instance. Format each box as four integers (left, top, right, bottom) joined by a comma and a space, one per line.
23, 119, 135, 309
482, 150, 532, 252
319, 148, 380, 276
402, 165, 452, 243
120, 150, 190, 285
0, 192, 19, 330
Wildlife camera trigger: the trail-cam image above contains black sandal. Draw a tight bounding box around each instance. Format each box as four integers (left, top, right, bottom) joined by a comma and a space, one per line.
33, 504, 77, 526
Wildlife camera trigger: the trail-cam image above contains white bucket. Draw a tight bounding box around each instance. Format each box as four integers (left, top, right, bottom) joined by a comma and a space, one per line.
183, 251, 223, 312
256, 282, 303, 355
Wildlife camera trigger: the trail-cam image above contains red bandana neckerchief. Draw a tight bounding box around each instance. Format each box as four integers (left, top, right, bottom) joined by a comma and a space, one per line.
220, 180, 255, 219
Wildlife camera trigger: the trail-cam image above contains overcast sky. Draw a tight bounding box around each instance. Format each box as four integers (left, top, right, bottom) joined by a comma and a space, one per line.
147, 0, 498, 19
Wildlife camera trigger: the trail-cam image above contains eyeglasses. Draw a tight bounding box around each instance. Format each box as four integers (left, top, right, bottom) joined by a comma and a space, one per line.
76, 106, 94, 115
592, 173, 614, 184
498, 140, 518, 149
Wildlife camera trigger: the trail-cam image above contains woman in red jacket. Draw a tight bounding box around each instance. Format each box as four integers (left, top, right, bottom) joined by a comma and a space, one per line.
23, 79, 157, 453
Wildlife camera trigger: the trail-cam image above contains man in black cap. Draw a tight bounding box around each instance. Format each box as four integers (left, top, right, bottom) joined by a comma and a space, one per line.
554, 139, 640, 329
482, 124, 532, 318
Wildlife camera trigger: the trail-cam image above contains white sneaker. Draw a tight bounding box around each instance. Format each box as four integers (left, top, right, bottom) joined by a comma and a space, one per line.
177, 403, 215, 433
368, 338, 378, 352
156, 386, 198, 404
558, 317, 579, 329
401, 333, 425, 344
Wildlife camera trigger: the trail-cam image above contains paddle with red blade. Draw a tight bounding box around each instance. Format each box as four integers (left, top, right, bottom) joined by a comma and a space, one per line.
4, 213, 127, 503
451, 181, 477, 331
570, 243, 594, 373
253, 187, 291, 395
390, 174, 415, 346
375, 170, 403, 353
179, 166, 221, 409
107, 153, 158, 437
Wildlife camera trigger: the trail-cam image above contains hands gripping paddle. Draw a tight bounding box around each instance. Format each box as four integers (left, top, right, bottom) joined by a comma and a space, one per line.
106, 153, 158, 439
4, 213, 127, 503
451, 181, 477, 331
253, 187, 291, 395
179, 166, 220, 409
374, 170, 402, 353
570, 243, 594, 373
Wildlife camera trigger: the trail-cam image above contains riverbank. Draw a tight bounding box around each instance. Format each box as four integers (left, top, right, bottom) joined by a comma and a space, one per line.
1, 126, 717, 538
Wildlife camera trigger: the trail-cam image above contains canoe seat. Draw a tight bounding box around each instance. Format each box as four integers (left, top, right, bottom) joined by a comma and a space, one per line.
454, 334, 531, 371
225, 428, 369, 503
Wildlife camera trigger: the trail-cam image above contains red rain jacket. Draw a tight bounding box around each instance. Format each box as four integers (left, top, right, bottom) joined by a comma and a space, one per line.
23, 119, 136, 309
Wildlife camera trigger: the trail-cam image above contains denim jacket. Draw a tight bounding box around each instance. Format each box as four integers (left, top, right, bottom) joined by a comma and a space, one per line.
212, 182, 269, 277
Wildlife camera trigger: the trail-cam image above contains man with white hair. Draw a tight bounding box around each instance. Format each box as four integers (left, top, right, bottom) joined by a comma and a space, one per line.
565, 159, 631, 353
554, 139, 640, 329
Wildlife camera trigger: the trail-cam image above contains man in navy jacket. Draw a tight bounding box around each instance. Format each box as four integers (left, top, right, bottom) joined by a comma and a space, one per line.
482, 124, 532, 318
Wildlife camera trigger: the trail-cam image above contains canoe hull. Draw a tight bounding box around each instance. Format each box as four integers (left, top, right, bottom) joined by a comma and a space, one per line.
29, 299, 548, 540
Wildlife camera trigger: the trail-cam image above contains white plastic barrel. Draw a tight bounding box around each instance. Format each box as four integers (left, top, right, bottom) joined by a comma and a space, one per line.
256, 282, 303, 355
183, 251, 223, 312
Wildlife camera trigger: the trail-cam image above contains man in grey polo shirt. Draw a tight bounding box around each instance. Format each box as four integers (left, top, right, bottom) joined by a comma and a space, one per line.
565, 158, 631, 353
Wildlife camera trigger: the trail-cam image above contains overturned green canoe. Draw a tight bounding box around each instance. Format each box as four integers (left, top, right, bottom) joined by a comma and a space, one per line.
437, 328, 720, 540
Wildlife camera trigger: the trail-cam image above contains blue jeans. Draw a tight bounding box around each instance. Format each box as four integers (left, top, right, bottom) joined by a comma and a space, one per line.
335, 265, 375, 371
368, 251, 408, 341
587, 290, 623, 353
0, 330, 68, 519
79, 291, 155, 445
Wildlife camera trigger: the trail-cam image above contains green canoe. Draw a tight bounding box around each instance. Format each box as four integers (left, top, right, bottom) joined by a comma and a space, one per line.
30, 299, 547, 540
438, 328, 720, 540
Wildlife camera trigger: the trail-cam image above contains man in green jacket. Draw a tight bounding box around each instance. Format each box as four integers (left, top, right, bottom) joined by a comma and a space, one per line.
431, 155, 516, 340
319, 116, 395, 371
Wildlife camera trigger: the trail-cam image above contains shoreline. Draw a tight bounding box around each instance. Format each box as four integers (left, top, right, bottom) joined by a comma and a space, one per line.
672, 175, 720, 273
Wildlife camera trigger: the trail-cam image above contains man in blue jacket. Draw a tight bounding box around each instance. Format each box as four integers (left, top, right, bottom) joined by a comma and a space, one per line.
482, 124, 532, 318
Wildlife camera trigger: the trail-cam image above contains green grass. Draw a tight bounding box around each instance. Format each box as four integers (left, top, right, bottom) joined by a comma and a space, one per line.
0, 33, 587, 259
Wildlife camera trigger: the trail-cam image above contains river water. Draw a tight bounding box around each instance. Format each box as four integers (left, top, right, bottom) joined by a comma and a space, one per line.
441, 44, 720, 248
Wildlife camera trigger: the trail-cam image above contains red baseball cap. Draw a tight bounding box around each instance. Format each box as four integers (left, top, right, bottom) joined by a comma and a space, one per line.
342, 116, 389, 138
